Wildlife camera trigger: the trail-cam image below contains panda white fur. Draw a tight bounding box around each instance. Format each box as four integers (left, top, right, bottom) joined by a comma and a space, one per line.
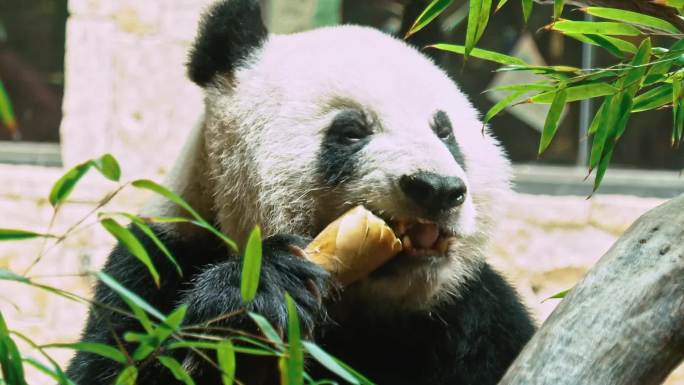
67, 1, 535, 384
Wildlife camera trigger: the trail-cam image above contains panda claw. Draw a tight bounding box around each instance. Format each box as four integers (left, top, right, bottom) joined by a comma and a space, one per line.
306, 278, 323, 305
287, 244, 309, 260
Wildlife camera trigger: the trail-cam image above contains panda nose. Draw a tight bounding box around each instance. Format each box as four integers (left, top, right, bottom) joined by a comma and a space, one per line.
399, 172, 467, 212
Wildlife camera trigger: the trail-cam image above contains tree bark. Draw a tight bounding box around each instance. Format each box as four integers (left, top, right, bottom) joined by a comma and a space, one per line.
499, 194, 684, 385
535, 0, 684, 31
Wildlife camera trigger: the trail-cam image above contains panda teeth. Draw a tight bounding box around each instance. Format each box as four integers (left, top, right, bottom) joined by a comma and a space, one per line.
401, 235, 413, 251
394, 221, 408, 236
436, 237, 449, 254
393, 219, 450, 256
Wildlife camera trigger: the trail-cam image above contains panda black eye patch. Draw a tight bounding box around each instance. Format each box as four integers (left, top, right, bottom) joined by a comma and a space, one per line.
432, 110, 453, 139
329, 109, 372, 144
432, 110, 467, 170
317, 109, 372, 185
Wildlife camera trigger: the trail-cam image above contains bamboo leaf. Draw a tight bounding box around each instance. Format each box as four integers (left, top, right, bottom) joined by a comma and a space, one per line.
126, 302, 154, 334
538, 88, 567, 155
303, 341, 359, 385
623, 38, 652, 90
0, 229, 55, 241
544, 288, 571, 301
645, 38, 684, 85
632, 84, 673, 112
667, 0, 684, 9
583, 7, 680, 34
0, 79, 17, 136
427, 44, 526, 65
488, 82, 554, 92
284, 293, 304, 385
672, 77, 684, 145
0, 269, 30, 284
128, 216, 182, 277
484, 90, 528, 123
145, 304, 188, 354
529, 82, 617, 104
131, 340, 155, 361
554, 0, 564, 19
0, 313, 27, 385
49, 162, 92, 207
589, 95, 616, 170
158, 356, 196, 385
405, 0, 454, 38
95, 271, 165, 321
92, 154, 122, 182
107, 212, 183, 277
49, 154, 122, 206
43, 342, 127, 364
142, 216, 194, 224
645, 68, 673, 86
476, 0, 493, 42
169, 340, 277, 356
522, 0, 533, 22
330, 360, 378, 385
495, 0, 511, 12
217, 341, 236, 385
231, 336, 279, 354
162, 304, 187, 332
131, 180, 201, 222
498, 64, 580, 74
593, 140, 616, 193
465, 0, 493, 57
240, 226, 262, 302
588, 97, 609, 135
128, 338, 154, 361
615, 38, 651, 139
168, 341, 218, 350
114, 366, 137, 385
590, 35, 637, 54
249, 312, 284, 348
132, 179, 238, 251
23, 358, 75, 385
564, 33, 634, 58
551, 20, 641, 36
465, 1, 480, 59
101, 218, 160, 287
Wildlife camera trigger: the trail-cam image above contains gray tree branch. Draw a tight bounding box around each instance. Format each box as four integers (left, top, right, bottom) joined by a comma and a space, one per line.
499, 193, 684, 385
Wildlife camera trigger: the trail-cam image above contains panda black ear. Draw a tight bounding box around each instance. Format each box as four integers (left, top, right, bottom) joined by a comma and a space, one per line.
188, 0, 268, 87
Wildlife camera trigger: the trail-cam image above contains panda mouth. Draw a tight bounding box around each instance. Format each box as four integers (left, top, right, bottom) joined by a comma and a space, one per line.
390, 219, 451, 258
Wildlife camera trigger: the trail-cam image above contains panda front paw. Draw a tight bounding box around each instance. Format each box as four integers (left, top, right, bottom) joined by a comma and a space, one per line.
181, 234, 332, 340
257, 234, 333, 336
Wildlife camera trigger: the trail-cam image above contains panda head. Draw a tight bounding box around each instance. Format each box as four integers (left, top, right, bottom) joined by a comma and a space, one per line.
186, 0, 511, 310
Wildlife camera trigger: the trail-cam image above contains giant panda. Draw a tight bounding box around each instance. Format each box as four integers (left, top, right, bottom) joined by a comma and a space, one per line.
66, 0, 536, 384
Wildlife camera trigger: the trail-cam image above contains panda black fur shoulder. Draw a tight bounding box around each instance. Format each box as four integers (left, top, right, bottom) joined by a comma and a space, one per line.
66, 1, 536, 384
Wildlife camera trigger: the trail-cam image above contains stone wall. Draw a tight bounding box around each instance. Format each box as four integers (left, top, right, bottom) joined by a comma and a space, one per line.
59, 0, 318, 178
60, 0, 213, 178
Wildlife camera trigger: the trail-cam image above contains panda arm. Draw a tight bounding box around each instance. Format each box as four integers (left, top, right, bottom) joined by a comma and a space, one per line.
437, 263, 536, 385
66, 224, 213, 384
312, 263, 534, 385
67, 226, 331, 385
180, 234, 331, 336
176, 235, 332, 383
